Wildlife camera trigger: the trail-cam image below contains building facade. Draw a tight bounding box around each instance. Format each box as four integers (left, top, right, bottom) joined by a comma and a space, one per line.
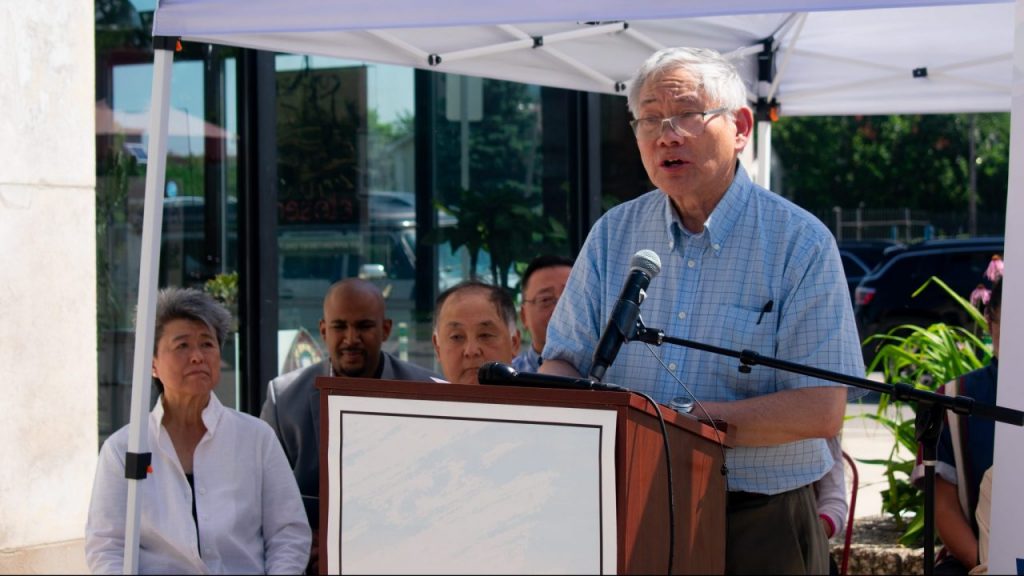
2, 1, 654, 570
0, 0, 97, 571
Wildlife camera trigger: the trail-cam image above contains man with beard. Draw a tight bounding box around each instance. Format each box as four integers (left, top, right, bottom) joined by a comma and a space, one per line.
261, 278, 440, 572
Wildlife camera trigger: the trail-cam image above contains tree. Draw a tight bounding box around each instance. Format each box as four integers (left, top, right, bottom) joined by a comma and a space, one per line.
429, 77, 567, 291
772, 114, 1009, 214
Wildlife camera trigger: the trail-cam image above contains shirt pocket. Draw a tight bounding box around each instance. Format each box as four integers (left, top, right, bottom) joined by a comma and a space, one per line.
712, 304, 776, 356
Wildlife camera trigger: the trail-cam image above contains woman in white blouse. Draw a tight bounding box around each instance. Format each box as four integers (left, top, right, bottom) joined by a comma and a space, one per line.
86, 287, 311, 574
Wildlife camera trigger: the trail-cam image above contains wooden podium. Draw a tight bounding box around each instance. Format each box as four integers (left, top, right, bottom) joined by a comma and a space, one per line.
317, 378, 732, 574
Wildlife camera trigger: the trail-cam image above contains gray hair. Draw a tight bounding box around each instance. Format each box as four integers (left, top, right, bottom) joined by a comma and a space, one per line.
626, 47, 749, 118
433, 280, 518, 337
154, 287, 232, 352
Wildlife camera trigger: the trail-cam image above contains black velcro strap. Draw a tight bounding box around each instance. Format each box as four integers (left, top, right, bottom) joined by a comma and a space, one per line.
125, 452, 152, 480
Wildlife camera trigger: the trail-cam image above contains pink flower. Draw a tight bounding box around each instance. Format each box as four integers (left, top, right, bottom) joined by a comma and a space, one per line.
970, 284, 991, 309
984, 254, 1004, 282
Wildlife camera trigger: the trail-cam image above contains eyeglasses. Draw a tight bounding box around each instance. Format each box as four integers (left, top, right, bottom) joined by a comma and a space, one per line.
523, 294, 559, 310
629, 107, 730, 141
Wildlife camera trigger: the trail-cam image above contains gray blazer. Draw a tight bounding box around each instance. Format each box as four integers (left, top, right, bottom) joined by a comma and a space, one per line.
260, 353, 441, 526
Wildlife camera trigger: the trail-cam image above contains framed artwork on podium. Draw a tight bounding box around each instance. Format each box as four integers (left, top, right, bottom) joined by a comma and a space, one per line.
324, 395, 618, 575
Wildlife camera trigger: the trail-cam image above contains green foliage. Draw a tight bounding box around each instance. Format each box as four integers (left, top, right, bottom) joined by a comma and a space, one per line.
204, 271, 239, 330
203, 271, 239, 310
165, 156, 205, 197
425, 77, 568, 290
96, 139, 140, 331
773, 114, 1009, 213
430, 186, 568, 292
860, 277, 992, 546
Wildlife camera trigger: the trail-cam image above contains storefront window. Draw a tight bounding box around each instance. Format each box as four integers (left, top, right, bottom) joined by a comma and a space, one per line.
431, 75, 571, 294
274, 56, 428, 368
427, 75, 573, 355
96, 0, 239, 443
97, 11, 585, 437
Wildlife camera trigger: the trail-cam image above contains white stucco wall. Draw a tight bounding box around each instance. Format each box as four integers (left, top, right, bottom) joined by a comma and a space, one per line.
0, 0, 96, 567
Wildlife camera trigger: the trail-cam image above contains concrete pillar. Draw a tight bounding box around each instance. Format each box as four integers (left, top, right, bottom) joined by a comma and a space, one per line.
0, 1, 95, 572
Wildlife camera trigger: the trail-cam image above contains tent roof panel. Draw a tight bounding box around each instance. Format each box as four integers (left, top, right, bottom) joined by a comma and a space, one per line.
156, 1, 1014, 116
153, 0, 1007, 35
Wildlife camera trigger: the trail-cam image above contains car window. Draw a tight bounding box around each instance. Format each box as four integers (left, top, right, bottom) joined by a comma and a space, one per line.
884, 254, 933, 285
841, 253, 868, 277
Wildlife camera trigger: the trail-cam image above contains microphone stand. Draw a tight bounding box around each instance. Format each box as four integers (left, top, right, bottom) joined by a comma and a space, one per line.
632, 321, 1023, 575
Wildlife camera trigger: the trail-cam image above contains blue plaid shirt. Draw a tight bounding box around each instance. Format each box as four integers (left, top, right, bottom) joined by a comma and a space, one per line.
511, 345, 542, 373
543, 166, 864, 494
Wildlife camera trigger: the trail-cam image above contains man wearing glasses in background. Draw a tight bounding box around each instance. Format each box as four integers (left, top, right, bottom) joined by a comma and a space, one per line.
511, 255, 574, 373
540, 47, 864, 574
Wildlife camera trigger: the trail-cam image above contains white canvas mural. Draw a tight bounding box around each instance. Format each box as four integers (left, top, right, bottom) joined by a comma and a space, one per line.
325, 396, 618, 574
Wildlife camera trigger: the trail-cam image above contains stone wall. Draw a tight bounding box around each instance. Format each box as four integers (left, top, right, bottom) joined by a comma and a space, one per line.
834, 542, 924, 575
832, 516, 925, 575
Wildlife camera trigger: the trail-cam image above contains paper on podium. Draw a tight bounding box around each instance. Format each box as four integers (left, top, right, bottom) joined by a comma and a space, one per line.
325, 395, 618, 574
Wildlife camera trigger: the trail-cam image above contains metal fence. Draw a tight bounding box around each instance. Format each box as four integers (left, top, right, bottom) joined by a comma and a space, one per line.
811, 207, 1006, 242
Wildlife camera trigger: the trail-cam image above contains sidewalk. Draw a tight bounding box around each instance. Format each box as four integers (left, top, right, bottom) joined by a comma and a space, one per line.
842, 400, 915, 518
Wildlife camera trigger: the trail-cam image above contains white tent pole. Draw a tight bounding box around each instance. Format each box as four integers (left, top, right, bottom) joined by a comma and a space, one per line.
430, 22, 628, 66
541, 46, 624, 91
756, 120, 772, 189
767, 13, 807, 102
365, 30, 432, 61
430, 35, 533, 64
122, 39, 175, 575
989, 0, 1024, 572
541, 21, 627, 44
723, 43, 767, 61
622, 27, 663, 52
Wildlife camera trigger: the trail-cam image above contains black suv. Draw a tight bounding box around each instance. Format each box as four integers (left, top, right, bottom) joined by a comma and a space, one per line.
838, 240, 904, 303
853, 237, 1003, 353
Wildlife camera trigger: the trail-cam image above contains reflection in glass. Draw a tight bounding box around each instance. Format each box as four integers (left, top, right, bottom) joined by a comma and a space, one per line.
431, 75, 570, 294
95, 21, 239, 442
274, 56, 425, 369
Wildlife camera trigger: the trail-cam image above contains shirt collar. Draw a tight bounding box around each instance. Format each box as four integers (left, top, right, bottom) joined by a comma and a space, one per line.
661, 162, 753, 255
151, 392, 226, 437
525, 344, 542, 366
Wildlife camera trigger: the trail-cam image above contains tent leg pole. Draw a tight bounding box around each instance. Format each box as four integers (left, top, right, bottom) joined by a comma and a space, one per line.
123, 39, 176, 575
756, 119, 772, 189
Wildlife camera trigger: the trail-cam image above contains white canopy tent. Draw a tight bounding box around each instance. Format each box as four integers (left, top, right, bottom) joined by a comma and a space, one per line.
124, 0, 1024, 572
152, 2, 1013, 116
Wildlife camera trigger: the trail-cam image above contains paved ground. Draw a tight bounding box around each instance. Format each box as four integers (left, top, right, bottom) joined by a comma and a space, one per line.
842, 398, 916, 519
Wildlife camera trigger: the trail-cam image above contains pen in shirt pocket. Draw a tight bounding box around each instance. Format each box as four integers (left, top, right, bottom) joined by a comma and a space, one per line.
756, 300, 774, 325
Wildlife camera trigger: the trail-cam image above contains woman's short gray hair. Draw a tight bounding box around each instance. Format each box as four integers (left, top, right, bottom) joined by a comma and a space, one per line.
626, 47, 749, 118
153, 287, 232, 352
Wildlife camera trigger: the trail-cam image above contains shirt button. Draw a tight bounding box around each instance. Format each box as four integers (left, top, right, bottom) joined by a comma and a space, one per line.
687, 259, 696, 268
668, 363, 677, 371
713, 243, 721, 251
199, 488, 206, 495
677, 311, 686, 320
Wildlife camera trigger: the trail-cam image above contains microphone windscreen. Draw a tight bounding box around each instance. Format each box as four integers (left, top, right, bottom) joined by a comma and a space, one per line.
630, 249, 661, 277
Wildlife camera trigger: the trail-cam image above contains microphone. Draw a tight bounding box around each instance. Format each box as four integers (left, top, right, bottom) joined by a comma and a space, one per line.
589, 249, 662, 381
478, 362, 627, 392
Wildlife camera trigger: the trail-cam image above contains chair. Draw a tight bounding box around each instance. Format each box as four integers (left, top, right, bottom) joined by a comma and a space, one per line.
840, 450, 859, 576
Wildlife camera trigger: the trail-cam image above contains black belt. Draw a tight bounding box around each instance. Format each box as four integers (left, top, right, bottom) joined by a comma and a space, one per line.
727, 484, 810, 505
